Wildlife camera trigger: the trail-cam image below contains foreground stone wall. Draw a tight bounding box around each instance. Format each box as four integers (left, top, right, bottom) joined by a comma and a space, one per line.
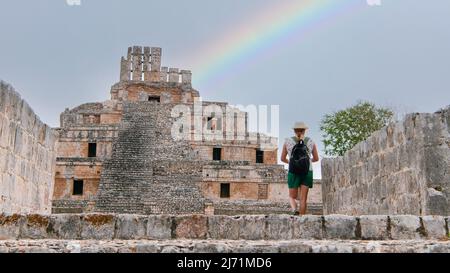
0, 213, 448, 241
0, 81, 58, 214
322, 108, 450, 216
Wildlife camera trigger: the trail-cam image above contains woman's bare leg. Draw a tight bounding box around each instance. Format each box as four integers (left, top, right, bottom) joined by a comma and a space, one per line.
289, 188, 299, 211
299, 185, 309, 215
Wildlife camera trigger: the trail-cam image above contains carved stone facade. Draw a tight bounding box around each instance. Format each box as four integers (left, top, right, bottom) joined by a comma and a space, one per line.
51, 46, 320, 214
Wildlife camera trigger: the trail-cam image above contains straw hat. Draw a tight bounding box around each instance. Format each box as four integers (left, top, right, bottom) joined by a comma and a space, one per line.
292, 121, 309, 130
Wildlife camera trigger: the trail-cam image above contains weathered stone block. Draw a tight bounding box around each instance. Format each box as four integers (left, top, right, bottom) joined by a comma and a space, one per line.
174, 215, 208, 239
115, 214, 147, 240
292, 215, 323, 239
311, 243, 354, 253
81, 214, 115, 240
147, 215, 172, 240
0, 214, 23, 240
190, 242, 232, 253
265, 215, 294, 240
207, 215, 242, 240
135, 243, 162, 253
389, 215, 422, 240
239, 215, 266, 240
278, 242, 312, 253
426, 188, 448, 215
49, 214, 82, 239
421, 216, 447, 240
232, 244, 280, 253
0, 117, 9, 149
0, 86, 7, 113
323, 215, 358, 239
20, 214, 50, 239
359, 215, 389, 240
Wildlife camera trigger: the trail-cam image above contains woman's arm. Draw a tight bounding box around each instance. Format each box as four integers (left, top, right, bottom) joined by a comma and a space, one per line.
281, 143, 289, 164
312, 143, 319, 163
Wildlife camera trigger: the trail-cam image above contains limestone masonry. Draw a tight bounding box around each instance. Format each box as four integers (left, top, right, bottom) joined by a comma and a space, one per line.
1, 45, 449, 253
0, 82, 58, 214
3, 239, 450, 253
0, 213, 449, 253
322, 108, 450, 216
0, 213, 448, 241
52, 45, 322, 215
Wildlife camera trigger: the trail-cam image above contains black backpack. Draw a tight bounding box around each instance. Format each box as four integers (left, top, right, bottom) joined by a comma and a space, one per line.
288, 137, 310, 175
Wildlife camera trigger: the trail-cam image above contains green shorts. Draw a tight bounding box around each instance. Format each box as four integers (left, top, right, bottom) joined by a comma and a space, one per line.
287, 171, 313, 189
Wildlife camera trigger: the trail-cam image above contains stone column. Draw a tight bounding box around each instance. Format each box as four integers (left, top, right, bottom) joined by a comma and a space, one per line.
132, 46, 142, 81
169, 68, 180, 83
169, 68, 179, 83
160, 67, 168, 82
150, 47, 162, 82
181, 70, 192, 88
143, 47, 151, 81
120, 57, 130, 82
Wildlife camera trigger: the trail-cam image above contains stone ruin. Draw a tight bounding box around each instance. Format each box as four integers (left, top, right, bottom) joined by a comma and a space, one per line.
0, 213, 449, 253
322, 108, 450, 216
52, 45, 323, 215
0, 46, 449, 253
0, 81, 58, 215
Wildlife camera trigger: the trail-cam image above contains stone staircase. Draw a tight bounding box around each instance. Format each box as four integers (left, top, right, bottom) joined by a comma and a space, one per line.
93, 102, 206, 214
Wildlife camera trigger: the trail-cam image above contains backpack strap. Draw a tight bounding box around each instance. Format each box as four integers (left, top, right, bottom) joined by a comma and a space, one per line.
304, 137, 310, 145
304, 137, 311, 154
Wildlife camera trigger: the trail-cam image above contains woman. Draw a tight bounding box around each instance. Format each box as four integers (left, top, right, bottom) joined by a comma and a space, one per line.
281, 122, 319, 215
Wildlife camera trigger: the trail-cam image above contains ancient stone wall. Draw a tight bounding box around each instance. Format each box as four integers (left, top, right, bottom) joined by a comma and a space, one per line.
0, 213, 448, 241
322, 108, 450, 216
0, 81, 58, 214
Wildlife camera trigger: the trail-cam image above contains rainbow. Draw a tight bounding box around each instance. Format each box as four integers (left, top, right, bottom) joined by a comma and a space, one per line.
189, 0, 367, 89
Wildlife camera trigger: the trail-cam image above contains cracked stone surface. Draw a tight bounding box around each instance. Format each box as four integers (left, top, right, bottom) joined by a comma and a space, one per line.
0, 239, 449, 253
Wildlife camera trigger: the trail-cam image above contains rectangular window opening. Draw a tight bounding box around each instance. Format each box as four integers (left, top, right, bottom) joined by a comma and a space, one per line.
220, 183, 230, 198
148, 96, 160, 102
213, 147, 222, 161
88, 143, 97, 158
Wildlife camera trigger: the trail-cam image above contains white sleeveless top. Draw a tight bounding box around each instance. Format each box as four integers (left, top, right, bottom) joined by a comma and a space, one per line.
285, 137, 315, 171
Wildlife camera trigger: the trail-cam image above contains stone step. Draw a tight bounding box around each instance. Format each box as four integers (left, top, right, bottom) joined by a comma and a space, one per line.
1, 239, 449, 253
1, 213, 448, 242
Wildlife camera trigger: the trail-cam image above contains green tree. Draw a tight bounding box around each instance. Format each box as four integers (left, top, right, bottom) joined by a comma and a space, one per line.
320, 101, 394, 157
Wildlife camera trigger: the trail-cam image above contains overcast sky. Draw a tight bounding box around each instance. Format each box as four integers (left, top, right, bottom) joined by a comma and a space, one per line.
1, 0, 450, 176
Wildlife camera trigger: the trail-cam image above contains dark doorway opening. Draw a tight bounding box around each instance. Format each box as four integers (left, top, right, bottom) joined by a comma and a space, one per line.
256, 149, 264, 163
73, 180, 84, 196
